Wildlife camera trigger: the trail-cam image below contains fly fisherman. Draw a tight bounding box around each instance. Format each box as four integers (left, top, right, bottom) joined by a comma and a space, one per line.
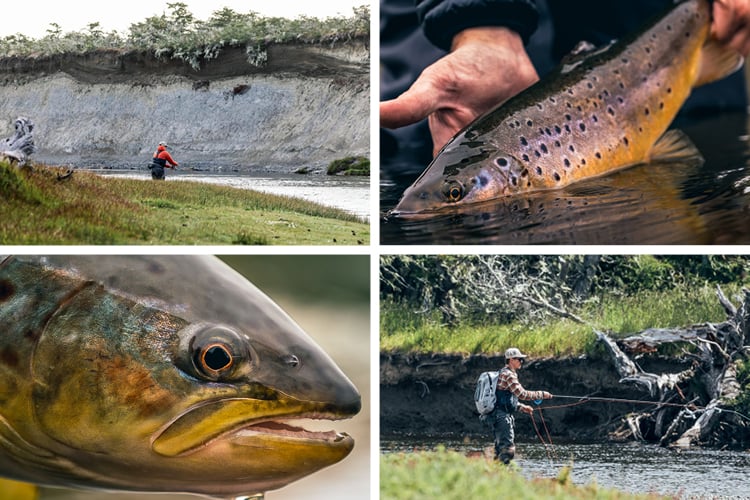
149, 141, 179, 180
489, 347, 552, 464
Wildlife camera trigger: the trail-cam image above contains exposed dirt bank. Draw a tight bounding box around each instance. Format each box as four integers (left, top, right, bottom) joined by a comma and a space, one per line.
0, 39, 369, 85
380, 352, 692, 442
0, 39, 368, 170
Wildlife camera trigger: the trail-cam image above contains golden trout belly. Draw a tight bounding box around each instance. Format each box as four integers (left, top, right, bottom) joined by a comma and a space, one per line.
392, 0, 742, 216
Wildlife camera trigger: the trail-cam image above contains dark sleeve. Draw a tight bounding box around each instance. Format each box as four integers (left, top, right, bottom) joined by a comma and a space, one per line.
416, 0, 539, 51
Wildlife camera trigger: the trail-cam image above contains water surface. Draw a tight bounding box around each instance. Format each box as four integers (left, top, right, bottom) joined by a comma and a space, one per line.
382, 438, 749, 498
98, 170, 370, 220
381, 113, 750, 244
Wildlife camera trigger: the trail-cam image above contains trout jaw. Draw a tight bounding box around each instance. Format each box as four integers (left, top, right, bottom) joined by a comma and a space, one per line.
390, 160, 518, 216
150, 397, 360, 457
145, 397, 358, 495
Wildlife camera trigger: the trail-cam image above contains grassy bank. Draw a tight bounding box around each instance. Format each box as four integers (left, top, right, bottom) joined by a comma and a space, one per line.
381, 448, 665, 500
0, 161, 367, 245
380, 285, 739, 356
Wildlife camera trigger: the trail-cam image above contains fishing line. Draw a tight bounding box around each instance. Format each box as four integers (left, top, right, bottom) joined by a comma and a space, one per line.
529, 410, 554, 465
542, 395, 750, 423
551, 394, 701, 409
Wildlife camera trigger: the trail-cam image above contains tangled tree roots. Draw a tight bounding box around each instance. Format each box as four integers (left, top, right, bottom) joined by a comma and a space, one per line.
598, 286, 750, 449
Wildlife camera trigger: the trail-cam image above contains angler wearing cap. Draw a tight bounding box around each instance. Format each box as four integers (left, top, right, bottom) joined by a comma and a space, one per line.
490, 347, 552, 464
149, 141, 179, 180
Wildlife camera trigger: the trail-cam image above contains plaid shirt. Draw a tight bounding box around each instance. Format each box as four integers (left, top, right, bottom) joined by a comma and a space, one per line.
496, 367, 545, 401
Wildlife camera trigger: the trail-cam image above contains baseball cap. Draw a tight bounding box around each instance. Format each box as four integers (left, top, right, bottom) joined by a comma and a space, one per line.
504, 347, 527, 359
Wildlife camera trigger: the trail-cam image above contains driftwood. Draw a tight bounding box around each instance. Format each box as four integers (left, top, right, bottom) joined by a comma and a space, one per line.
597, 287, 750, 449
1, 117, 35, 166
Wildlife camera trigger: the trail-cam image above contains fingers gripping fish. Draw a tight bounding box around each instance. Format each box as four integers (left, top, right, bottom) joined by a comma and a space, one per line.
0, 256, 360, 499
391, 0, 743, 216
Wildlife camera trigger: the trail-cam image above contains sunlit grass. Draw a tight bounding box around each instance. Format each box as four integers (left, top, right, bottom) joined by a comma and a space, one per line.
381, 448, 666, 500
380, 285, 737, 356
0, 161, 368, 245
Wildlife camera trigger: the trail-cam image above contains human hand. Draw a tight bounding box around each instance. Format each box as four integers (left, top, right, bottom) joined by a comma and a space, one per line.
712, 0, 750, 56
380, 26, 539, 156
519, 404, 533, 415
542, 391, 553, 400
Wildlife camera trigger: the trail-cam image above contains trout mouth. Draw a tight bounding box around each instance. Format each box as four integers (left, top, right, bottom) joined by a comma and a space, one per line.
151, 398, 358, 457
229, 418, 352, 445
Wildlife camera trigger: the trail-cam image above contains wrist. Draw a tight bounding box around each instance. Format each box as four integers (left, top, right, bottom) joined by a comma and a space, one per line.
451, 26, 525, 53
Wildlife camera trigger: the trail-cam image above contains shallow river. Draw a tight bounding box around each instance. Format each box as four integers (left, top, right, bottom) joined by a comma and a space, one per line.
381, 113, 750, 244
381, 438, 750, 498
97, 170, 370, 220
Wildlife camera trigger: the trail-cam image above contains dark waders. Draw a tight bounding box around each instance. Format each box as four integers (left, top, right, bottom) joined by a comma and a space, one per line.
486, 409, 515, 464
150, 157, 166, 180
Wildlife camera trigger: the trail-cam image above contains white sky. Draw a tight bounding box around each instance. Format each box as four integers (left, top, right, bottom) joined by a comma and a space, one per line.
0, 1, 367, 38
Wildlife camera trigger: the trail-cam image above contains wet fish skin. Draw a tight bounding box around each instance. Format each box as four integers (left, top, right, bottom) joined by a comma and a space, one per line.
0, 256, 360, 498
392, 0, 742, 215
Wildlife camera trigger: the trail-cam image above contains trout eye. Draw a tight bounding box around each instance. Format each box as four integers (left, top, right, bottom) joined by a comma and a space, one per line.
198, 343, 234, 374
443, 181, 464, 203
178, 325, 253, 382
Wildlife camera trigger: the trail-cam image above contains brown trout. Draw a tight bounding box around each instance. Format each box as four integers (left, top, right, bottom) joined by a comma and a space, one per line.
0, 256, 360, 499
391, 0, 743, 216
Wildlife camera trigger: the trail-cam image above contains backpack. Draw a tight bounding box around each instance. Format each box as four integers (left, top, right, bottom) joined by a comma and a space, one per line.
474, 371, 500, 415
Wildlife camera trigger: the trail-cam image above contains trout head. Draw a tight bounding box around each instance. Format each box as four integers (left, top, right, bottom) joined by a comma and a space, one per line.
391, 137, 529, 216
20, 256, 360, 498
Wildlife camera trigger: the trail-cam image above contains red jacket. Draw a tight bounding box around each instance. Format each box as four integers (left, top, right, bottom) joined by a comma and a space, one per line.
153, 145, 178, 167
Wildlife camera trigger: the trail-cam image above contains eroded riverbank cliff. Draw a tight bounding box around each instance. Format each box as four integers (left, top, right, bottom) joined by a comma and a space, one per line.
0, 40, 369, 170
380, 352, 695, 442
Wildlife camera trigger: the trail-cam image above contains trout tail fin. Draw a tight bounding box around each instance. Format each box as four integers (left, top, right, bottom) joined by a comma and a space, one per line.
695, 38, 744, 87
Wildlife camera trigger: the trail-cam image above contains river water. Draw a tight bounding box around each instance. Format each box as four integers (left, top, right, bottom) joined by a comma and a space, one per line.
96, 170, 371, 220
381, 438, 750, 498
380, 113, 750, 244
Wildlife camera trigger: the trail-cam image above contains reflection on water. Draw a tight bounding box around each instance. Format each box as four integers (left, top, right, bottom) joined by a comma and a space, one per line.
98, 171, 370, 220
381, 113, 750, 244
381, 439, 750, 498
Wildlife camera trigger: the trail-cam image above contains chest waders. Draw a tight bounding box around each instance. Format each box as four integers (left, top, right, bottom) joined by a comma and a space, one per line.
494, 367, 519, 464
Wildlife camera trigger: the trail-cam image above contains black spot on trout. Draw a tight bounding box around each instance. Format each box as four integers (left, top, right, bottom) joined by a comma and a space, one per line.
391, 0, 743, 216
0, 280, 13, 301
0, 346, 18, 367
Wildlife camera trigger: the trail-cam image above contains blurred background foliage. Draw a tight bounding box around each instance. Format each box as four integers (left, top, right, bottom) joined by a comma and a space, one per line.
221, 255, 369, 305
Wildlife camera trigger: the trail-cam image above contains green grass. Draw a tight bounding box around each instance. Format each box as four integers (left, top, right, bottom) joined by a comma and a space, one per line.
381, 448, 666, 500
327, 156, 370, 176
380, 285, 738, 356
0, 161, 368, 245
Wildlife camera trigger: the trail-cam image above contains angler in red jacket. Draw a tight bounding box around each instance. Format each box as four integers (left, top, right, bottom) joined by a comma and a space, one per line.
149, 141, 179, 180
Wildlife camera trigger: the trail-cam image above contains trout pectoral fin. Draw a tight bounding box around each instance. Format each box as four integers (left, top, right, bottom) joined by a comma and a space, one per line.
0, 479, 38, 500
695, 38, 744, 87
648, 129, 703, 164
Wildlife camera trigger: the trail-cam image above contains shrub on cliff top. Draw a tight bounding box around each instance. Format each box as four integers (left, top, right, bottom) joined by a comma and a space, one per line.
0, 3, 370, 70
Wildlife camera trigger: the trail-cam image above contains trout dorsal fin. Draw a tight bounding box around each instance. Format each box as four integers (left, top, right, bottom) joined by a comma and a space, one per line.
695, 38, 744, 87
648, 129, 704, 164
